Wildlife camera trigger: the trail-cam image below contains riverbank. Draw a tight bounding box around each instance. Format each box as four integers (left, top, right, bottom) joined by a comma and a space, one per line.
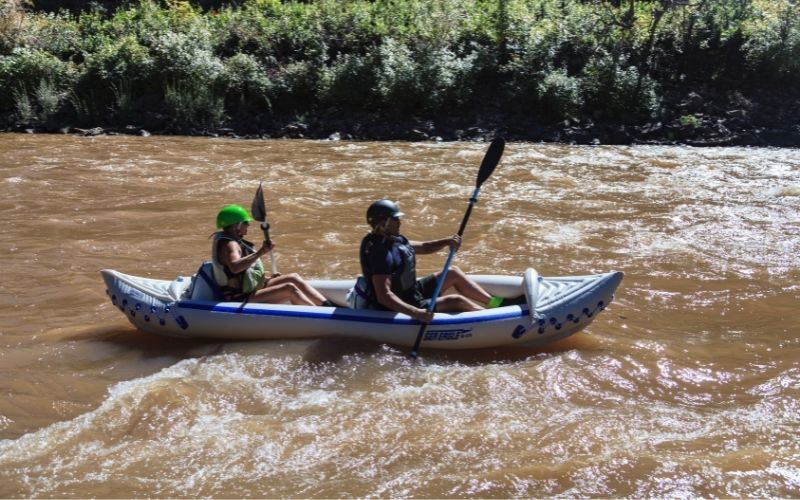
6, 100, 799, 147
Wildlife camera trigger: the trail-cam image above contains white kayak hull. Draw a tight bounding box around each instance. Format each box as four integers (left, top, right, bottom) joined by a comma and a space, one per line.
100, 268, 623, 350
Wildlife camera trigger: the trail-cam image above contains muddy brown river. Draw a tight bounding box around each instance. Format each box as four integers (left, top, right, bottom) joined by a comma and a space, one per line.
0, 134, 798, 497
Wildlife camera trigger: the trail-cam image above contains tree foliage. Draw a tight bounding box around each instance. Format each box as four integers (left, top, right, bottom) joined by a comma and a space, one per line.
0, 0, 797, 130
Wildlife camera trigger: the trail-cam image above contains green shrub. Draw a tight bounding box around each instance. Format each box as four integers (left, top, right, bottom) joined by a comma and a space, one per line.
417, 43, 480, 110
373, 38, 479, 113
270, 59, 323, 113
109, 79, 134, 117
1, 0, 799, 132
501, 2, 572, 113
0, 47, 75, 111
23, 11, 81, 58
12, 86, 34, 123
319, 52, 377, 110
9, 78, 65, 125
151, 31, 222, 84
537, 67, 583, 120
34, 77, 60, 117
222, 52, 271, 112
83, 35, 154, 83
581, 53, 660, 121
164, 81, 225, 130
741, 1, 800, 81
679, 114, 701, 129
209, 2, 275, 60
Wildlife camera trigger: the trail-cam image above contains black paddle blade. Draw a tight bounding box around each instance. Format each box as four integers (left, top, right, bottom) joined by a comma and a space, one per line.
476, 137, 505, 188
251, 182, 267, 222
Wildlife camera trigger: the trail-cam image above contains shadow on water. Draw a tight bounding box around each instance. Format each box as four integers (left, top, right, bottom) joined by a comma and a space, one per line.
419, 333, 604, 365
301, 332, 604, 366
49, 323, 605, 368
48, 322, 226, 360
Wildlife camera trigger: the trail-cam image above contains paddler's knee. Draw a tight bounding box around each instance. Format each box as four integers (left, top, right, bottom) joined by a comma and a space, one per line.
283, 272, 303, 284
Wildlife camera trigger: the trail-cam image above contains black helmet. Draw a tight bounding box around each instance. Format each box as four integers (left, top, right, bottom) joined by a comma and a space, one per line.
366, 199, 404, 227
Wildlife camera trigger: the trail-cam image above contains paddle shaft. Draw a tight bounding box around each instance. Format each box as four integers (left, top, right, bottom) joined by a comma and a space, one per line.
259, 223, 278, 276
408, 187, 481, 358
408, 138, 504, 359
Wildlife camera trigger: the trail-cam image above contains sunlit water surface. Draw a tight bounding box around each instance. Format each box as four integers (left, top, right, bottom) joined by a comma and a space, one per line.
0, 135, 798, 497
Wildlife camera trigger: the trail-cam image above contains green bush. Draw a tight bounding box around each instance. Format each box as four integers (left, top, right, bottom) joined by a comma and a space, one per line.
373, 38, 480, 113
34, 77, 60, 117
209, 2, 276, 60
222, 52, 271, 113
374, 38, 422, 111
537, 67, 583, 120
270, 59, 323, 114
319, 52, 377, 110
1, 0, 798, 131
416, 43, 480, 110
0, 47, 75, 111
9, 78, 66, 125
741, 1, 800, 81
679, 114, 701, 129
151, 31, 222, 84
26, 12, 81, 58
581, 53, 660, 121
83, 35, 154, 83
164, 81, 225, 130
11, 86, 34, 123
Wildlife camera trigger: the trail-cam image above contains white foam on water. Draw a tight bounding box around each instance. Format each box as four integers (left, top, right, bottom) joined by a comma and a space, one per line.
2, 346, 798, 497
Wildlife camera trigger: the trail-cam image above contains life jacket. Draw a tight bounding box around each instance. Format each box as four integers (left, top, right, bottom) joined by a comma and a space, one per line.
359, 232, 417, 307
210, 232, 266, 294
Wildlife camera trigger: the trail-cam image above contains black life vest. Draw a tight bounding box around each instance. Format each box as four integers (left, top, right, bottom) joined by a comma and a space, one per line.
359, 232, 417, 307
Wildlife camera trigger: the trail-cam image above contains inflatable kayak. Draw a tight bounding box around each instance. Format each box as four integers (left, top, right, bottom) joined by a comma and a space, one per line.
100, 265, 623, 350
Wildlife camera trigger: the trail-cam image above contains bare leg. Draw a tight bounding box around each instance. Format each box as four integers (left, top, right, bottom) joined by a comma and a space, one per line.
266, 273, 327, 306
250, 282, 315, 306
434, 294, 485, 312
436, 266, 492, 305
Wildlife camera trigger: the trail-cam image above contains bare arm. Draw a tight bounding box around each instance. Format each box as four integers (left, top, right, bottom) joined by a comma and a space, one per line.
410, 234, 462, 255
371, 274, 433, 323
219, 240, 271, 274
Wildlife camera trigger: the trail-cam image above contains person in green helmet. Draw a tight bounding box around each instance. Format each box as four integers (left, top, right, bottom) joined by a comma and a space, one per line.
211, 204, 333, 306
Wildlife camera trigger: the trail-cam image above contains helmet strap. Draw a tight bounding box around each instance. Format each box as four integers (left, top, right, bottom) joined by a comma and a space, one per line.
378, 216, 393, 242
225, 222, 243, 240
372, 217, 389, 234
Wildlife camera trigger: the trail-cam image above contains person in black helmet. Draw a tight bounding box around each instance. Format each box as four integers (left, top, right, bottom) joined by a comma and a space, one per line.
359, 199, 496, 322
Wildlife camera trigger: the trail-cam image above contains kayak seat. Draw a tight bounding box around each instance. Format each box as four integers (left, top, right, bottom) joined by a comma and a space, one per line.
346, 276, 372, 309
187, 261, 224, 301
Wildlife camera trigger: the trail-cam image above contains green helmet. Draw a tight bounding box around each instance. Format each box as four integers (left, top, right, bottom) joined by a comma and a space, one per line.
216, 204, 254, 229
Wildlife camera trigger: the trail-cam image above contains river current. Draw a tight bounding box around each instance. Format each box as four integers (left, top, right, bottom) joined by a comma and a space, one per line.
0, 134, 798, 497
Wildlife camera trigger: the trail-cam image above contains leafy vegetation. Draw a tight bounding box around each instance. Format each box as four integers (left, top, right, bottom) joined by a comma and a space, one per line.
0, 0, 797, 135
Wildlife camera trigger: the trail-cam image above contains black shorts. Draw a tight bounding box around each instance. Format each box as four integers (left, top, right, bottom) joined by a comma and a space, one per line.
220, 286, 251, 302
410, 274, 438, 309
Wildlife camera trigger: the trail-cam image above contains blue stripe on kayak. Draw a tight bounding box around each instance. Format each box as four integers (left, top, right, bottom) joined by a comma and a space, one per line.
177, 301, 528, 326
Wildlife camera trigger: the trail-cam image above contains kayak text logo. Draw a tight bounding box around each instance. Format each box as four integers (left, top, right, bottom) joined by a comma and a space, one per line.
424, 328, 473, 341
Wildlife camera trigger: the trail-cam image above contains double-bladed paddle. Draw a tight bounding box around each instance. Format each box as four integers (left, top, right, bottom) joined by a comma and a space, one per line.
409, 137, 505, 359
251, 181, 278, 275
